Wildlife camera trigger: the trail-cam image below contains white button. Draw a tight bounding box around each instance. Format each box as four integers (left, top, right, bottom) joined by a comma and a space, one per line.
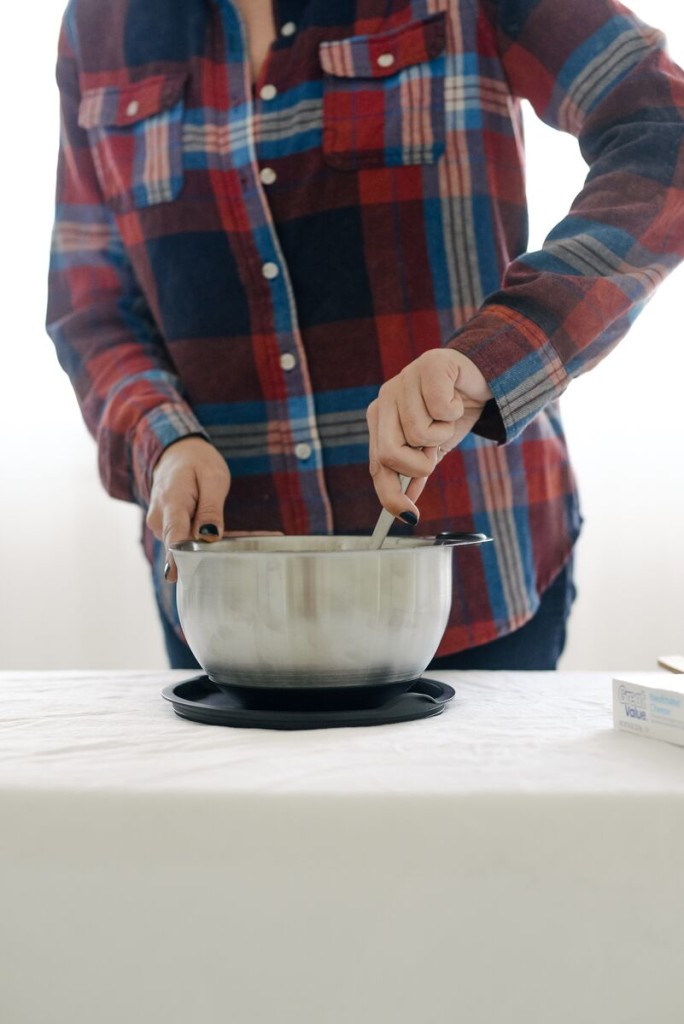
295, 443, 312, 461
125, 99, 140, 117
376, 53, 395, 69
281, 21, 297, 37
280, 352, 296, 371
259, 167, 277, 186
262, 262, 280, 280
260, 83, 278, 101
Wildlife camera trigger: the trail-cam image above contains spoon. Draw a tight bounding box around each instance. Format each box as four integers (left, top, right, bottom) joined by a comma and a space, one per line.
368, 475, 493, 551
368, 475, 412, 550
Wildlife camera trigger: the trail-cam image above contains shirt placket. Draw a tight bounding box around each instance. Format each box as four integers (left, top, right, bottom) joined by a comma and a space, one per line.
215, 0, 333, 535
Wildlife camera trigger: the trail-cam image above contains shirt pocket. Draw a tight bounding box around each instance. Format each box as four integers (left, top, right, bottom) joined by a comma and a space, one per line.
319, 13, 447, 170
78, 73, 187, 212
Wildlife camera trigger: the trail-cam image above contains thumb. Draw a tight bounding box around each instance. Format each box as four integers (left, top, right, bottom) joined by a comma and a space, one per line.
161, 495, 194, 584
191, 465, 230, 542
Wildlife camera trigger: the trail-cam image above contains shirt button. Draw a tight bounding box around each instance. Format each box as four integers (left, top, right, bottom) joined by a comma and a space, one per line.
376, 53, 395, 69
259, 167, 277, 186
295, 442, 312, 461
281, 21, 297, 37
125, 99, 140, 117
262, 261, 280, 280
260, 83, 278, 101
280, 352, 296, 371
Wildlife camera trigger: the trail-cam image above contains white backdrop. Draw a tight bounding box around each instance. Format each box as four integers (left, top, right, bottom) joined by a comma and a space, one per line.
1, 1, 682, 671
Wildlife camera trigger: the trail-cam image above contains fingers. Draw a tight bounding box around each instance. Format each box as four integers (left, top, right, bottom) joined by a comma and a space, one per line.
160, 492, 195, 584
369, 452, 435, 522
368, 400, 438, 521
367, 349, 492, 521
146, 437, 230, 584
370, 463, 420, 522
394, 376, 464, 451
372, 392, 436, 479
415, 375, 464, 435
190, 461, 228, 542
373, 361, 461, 475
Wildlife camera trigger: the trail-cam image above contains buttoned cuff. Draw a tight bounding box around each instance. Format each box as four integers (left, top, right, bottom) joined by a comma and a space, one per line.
448, 304, 570, 443
131, 402, 210, 506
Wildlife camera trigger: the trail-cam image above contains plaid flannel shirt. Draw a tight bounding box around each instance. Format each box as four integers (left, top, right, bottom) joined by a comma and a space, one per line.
47, 0, 684, 653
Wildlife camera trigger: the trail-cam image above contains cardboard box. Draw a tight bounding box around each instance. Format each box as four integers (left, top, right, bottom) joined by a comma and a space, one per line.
613, 672, 684, 748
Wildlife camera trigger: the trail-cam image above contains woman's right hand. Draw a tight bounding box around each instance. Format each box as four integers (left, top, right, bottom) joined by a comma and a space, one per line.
146, 437, 230, 583
366, 348, 492, 521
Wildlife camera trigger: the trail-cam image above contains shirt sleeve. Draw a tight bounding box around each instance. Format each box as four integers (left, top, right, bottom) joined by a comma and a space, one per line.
45, 16, 208, 507
453, 0, 684, 443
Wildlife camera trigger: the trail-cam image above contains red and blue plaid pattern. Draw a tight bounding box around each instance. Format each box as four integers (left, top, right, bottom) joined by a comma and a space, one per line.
77, 74, 186, 210
320, 12, 447, 167
47, 0, 684, 653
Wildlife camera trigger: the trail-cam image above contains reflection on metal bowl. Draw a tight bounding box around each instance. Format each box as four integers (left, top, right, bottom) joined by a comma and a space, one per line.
170, 535, 487, 690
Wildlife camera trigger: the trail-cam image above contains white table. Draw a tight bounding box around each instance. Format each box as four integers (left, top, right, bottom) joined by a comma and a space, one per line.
1, 670, 683, 1024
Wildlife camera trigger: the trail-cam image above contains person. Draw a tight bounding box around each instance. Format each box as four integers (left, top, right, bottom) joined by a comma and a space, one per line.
47, 0, 684, 671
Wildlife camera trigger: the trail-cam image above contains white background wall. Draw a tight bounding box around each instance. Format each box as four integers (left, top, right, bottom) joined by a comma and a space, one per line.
0, 0, 682, 671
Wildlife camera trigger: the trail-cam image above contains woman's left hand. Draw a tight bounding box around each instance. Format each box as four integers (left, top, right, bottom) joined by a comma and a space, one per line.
366, 349, 493, 522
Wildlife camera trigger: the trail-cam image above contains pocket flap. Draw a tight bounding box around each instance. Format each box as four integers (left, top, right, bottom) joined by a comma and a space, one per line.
319, 12, 446, 79
78, 73, 187, 130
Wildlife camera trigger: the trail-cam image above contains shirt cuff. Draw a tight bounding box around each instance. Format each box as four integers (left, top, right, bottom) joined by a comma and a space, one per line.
131, 402, 210, 506
448, 304, 570, 443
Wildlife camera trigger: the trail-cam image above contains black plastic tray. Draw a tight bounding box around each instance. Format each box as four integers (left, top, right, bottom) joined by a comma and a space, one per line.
161, 676, 455, 730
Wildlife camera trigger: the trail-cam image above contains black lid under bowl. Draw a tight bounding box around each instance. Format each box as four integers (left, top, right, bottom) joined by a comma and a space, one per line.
161, 676, 455, 730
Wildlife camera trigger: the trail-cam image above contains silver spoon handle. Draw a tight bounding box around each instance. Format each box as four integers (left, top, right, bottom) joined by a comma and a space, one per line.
368, 475, 412, 550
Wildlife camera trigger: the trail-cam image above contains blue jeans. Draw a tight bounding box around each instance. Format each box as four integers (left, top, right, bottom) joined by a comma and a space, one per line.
156, 561, 576, 673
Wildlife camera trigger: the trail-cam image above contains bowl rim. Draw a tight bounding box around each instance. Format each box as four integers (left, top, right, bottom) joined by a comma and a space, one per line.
169, 536, 442, 556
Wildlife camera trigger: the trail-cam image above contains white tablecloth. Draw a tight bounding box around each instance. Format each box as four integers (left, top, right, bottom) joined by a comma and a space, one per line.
1, 670, 683, 1024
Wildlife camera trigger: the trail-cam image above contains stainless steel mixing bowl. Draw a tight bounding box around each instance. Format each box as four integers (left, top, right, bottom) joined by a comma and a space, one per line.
171, 534, 489, 689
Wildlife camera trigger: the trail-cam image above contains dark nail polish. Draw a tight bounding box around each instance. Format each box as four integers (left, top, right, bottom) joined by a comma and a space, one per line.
163, 561, 171, 580
199, 524, 219, 537
399, 511, 418, 527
